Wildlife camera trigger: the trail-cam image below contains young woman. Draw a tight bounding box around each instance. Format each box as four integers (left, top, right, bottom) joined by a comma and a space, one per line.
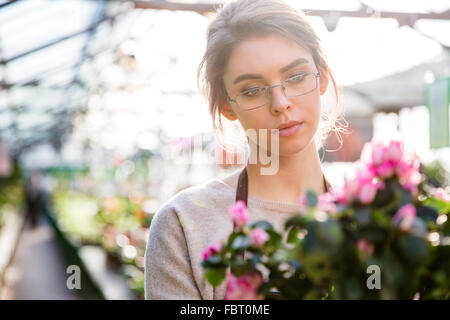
145, 0, 345, 300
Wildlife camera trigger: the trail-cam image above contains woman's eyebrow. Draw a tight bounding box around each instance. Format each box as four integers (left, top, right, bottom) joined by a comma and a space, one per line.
233, 57, 309, 85
279, 57, 309, 73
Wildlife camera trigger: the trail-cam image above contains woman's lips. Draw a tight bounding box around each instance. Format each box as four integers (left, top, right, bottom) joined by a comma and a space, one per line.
277, 122, 302, 137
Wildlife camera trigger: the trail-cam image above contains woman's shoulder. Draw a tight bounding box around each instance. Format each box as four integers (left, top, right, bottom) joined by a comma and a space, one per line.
151, 168, 243, 223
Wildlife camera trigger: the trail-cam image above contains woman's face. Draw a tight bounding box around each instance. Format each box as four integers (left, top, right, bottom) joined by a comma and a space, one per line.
222, 34, 329, 157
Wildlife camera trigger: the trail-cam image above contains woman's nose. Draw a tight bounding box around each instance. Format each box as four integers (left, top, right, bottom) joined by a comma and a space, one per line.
269, 85, 291, 114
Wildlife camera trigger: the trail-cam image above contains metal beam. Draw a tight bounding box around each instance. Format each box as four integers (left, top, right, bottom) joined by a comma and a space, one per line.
0, 14, 117, 65
0, 0, 21, 9
133, 0, 450, 22
133, 0, 222, 14
69, 0, 107, 88
0, 61, 77, 89
0, 46, 116, 90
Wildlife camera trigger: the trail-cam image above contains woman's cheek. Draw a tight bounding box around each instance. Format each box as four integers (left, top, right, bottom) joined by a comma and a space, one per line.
303, 97, 321, 129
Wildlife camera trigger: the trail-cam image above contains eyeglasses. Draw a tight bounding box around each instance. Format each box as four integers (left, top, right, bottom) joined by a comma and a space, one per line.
227, 71, 321, 111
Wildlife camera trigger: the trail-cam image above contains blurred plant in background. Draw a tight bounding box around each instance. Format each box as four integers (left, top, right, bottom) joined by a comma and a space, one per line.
48, 160, 154, 299
0, 160, 25, 230
421, 159, 450, 188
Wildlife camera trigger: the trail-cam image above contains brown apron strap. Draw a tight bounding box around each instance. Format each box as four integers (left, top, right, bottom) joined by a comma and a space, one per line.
324, 175, 331, 193
234, 166, 248, 260
235, 165, 249, 206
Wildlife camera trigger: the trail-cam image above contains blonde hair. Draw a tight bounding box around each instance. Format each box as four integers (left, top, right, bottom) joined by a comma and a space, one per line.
197, 0, 348, 158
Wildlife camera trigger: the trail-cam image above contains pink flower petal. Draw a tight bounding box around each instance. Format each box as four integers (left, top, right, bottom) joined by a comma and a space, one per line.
229, 200, 250, 228
251, 228, 269, 247
202, 242, 222, 261
435, 188, 450, 202
357, 238, 374, 256
392, 204, 416, 231
224, 271, 264, 300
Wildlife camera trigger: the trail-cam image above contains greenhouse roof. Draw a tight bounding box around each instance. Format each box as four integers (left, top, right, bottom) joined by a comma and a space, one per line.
0, 0, 449, 157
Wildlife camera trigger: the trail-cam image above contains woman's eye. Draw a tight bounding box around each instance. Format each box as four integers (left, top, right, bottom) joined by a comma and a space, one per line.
288, 73, 306, 83
242, 87, 264, 96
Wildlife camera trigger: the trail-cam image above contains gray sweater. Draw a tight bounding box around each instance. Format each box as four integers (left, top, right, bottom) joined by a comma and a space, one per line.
144, 168, 328, 300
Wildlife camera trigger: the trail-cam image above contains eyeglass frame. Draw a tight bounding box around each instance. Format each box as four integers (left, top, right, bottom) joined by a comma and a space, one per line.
226, 71, 321, 111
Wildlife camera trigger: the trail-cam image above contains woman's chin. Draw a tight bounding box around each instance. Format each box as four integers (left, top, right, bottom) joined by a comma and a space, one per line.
252, 129, 314, 157
278, 135, 314, 156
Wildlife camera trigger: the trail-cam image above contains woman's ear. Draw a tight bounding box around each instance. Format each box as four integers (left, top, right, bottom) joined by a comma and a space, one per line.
220, 99, 238, 121
318, 66, 330, 96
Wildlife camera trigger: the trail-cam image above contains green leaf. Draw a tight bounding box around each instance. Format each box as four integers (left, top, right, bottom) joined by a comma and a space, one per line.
201, 260, 209, 269
373, 179, 397, 207
265, 235, 282, 255
416, 205, 439, 224
201, 255, 228, 269
272, 248, 294, 263
302, 251, 331, 284
249, 253, 261, 272
410, 217, 427, 238
226, 232, 240, 250
231, 235, 252, 250
316, 220, 344, 256
266, 229, 282, 244
304, 289, 321, 300
396, 234, 429, 265
398, 187, 414, 208
287, 227, 300, 244
303, 221, 317, 253
357, 225, 387, 243
343, 277, 364, 299
372, 209, 392, 228
354, 207, 371, 226
206, 254, 222, 265
201, 254, 228, 269
257, 282, 277, 297
205, 268, 226, 287
423, 197, 450, 214
249, 220, 273, 231
230, 256, 247, 277
285, 215, 307, 229
306, 190, 318, 207
377, 249, 409, 296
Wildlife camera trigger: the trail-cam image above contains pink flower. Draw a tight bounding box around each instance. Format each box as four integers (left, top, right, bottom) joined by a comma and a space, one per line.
376, 161, 396, 179
396, 154, 422, 196
333, 185, 350, 205
250, 228, 269, 247
318, 192, 337, 214
435, 188, 450, 202
224, 271, 264, 300
392, 204, 416, 231
383, 140, 403, 163
361, 140, 403, 169
339, 162, 383, 205
202, 242, 222, 261
360, 179, 385, 204
358, 184, 375, 204
357, 238, 374, 256
361, 141, 384, 166
229, 200, 249, 228
337, 174, 360, 204
337, 139, 423, 205
360, 140, 422, 195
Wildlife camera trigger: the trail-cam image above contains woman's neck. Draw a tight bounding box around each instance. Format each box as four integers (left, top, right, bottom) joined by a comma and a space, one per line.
246, 140, 325, 204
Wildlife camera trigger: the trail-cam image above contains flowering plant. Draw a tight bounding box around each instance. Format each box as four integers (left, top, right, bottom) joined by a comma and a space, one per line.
201, 139, 450, 299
